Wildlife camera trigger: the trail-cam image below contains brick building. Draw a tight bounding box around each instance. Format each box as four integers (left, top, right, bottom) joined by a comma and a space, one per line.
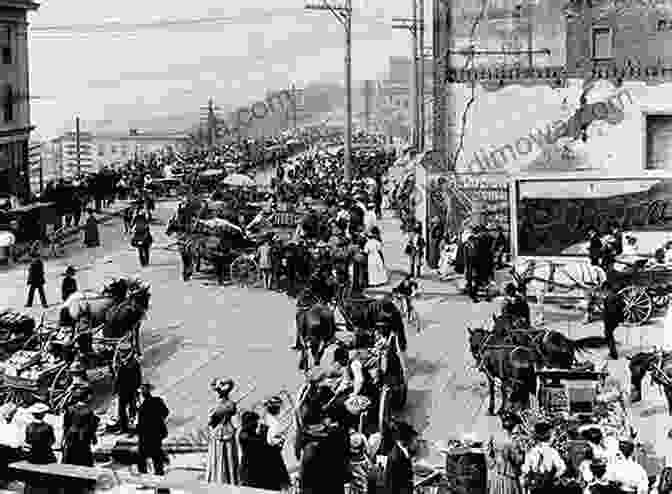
0, 0, 39, 202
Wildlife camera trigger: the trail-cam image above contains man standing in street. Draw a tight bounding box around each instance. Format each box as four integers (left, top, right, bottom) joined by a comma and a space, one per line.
384, 422, 420, 494
113, 355, 142, 435
136, 381, 169, 476
26, 251, 48, 308
605, 439, 648, 494
602, 281, 625, 359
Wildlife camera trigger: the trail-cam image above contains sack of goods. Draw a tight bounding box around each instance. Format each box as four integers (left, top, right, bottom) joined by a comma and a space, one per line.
0, 309, 35, 339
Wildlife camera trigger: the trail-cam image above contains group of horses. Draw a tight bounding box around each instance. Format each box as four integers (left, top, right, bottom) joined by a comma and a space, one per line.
292, 275, 407, 493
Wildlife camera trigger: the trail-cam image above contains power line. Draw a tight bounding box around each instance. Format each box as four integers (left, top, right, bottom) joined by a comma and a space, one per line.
28, 10, 392, 37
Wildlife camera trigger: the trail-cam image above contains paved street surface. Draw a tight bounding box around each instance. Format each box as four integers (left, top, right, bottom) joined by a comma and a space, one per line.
2, 201, 671, 482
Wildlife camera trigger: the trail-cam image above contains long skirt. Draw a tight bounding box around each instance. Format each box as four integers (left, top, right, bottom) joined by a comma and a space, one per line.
206, 423, 239, 485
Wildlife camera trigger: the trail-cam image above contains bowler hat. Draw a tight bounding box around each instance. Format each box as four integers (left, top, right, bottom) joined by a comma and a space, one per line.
64, 266, 76, 276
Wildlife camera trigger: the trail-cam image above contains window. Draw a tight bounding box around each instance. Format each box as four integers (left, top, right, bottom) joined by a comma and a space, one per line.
592, 26, 613, 60
646, 114, 672, 169
4, 84, 13, 123
0, 25, 10, 65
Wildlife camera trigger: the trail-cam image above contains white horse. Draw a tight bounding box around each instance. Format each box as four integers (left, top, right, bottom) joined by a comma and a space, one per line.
511, 258, 606, 319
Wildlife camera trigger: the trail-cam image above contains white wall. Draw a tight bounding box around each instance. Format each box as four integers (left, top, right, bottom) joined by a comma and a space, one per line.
445, 78, 665, 176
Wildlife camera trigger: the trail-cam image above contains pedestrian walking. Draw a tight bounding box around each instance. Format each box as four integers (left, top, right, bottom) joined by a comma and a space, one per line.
113, 354, 142, 434
206, 378, 239, 485
602, 281, 625, 359
132, 210, 153, 267
136, 381, 169, 476
123, 206, 134, 235
257, 234, 273, 289
363, 202, 377, 234
25, 251, 48, 308
605, 439, 648, 494
404, 223, 425, 278
61, 265, 78, 302
428, 216, 443, 270
365, 227, 387, 287
179, 235, 194, 281
83, 209, 100, 248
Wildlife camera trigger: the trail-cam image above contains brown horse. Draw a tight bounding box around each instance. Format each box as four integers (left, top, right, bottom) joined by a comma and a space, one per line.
467, 327, 537, 415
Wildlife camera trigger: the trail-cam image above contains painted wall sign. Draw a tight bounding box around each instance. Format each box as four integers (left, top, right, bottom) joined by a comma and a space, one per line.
516, 177, 672, 256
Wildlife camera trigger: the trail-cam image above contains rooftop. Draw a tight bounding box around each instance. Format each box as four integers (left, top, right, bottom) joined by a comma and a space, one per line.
0, 0, 39, 10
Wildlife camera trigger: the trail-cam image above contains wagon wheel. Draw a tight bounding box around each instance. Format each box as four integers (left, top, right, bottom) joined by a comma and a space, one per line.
112, 335, 136, 378
617, 285, 653, 326
49, 363, 73, 412
230, 255, 260, 287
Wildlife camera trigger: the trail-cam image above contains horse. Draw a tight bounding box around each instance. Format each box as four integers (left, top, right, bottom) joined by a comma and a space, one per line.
628, 351, 672, 411
296, 303, 337, 371
60, 279, 131, 328
339, 294, 407, 352
103, 283, 151, 352
456, 233, 494, 301
467, 327, 537, 415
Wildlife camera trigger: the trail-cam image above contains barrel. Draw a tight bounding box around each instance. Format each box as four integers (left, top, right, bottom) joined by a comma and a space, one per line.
444, 449, 487, 494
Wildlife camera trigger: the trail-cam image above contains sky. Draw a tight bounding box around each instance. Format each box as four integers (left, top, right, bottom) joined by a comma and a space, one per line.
27, 0, 429, 140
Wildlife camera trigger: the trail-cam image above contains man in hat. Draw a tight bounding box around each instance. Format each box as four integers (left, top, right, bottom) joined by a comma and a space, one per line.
261, 396, 291, 491
136, 381, 169, 476
605, 439, 648, 494
521, 422, 566, 493
587, 226, 603, 267
61, 266, 78, 303
602, 281, 625, 359
26, 251, 48, 308
384, 421, 420, 494
25, 403, 56, 465
113, 354, 142, 435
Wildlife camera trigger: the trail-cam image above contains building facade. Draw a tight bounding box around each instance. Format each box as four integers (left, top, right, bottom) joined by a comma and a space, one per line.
93, 131, 189, 168
0, 0, 38, 202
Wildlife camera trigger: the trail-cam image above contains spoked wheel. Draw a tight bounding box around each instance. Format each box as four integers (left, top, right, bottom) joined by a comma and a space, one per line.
617, 285, 653, 326
49, 363, 73, 413
230, 255, 260, 287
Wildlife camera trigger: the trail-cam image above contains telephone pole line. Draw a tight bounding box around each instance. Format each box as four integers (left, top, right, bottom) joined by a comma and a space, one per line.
305, 0, 353, 182
393, 10, 420, 152
75, 116, 81, 177
418, 0, 425, 151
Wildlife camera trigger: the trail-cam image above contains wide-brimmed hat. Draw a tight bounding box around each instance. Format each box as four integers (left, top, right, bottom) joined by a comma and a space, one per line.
140, 380, 155, 390
64, 266, 76, 276
28, 403, 50, 415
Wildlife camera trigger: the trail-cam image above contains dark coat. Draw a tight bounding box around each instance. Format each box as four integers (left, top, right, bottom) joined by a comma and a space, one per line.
114, 359, 142, 401
27, 259, 45, 286
589, 237, 602, 265
384, 443, 414, 494
62, 402, 100, 466
84, 217, 100, 247
61, 276, 78, 302
603, 291, 624, 326
25, 421, 56, 464
238, 428, 268, 489
137, 395, 169, 448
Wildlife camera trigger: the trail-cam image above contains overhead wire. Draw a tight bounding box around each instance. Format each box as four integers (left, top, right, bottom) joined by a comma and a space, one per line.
28, 9, 392, 38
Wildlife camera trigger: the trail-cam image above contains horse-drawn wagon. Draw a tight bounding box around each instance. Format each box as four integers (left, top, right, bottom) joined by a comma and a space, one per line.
0, 278, 149, 412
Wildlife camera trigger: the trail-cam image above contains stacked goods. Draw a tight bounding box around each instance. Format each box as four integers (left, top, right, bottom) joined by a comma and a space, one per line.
0, 309, 35, 339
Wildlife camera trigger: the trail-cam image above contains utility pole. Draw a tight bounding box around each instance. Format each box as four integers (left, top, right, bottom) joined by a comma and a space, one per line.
393, 12, 420, 151
291, 83, 297, 132
207, 98, 216, 149
75, 116, 81, 177
418, 0, 425, 151
305, 0, 353, 182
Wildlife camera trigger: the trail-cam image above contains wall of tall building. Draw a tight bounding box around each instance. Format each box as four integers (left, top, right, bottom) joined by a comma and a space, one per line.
0, 1, 38, 201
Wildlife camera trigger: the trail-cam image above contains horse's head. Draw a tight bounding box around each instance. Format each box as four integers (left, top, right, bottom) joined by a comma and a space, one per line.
467, 327, 489, 361
628, 352, 660, 403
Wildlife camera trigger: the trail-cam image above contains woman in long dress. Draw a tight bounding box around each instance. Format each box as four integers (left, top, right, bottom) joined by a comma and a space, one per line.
365, 227, 388, 287
206, 378, 239, 485
486, 411, 525, 494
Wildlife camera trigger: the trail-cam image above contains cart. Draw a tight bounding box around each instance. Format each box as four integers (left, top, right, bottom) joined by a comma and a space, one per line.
0, 320, 139, 412
608, 258, 672, 325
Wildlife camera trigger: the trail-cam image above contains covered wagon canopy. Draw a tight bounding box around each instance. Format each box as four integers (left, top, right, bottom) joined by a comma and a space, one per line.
194, 218, 244, 236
